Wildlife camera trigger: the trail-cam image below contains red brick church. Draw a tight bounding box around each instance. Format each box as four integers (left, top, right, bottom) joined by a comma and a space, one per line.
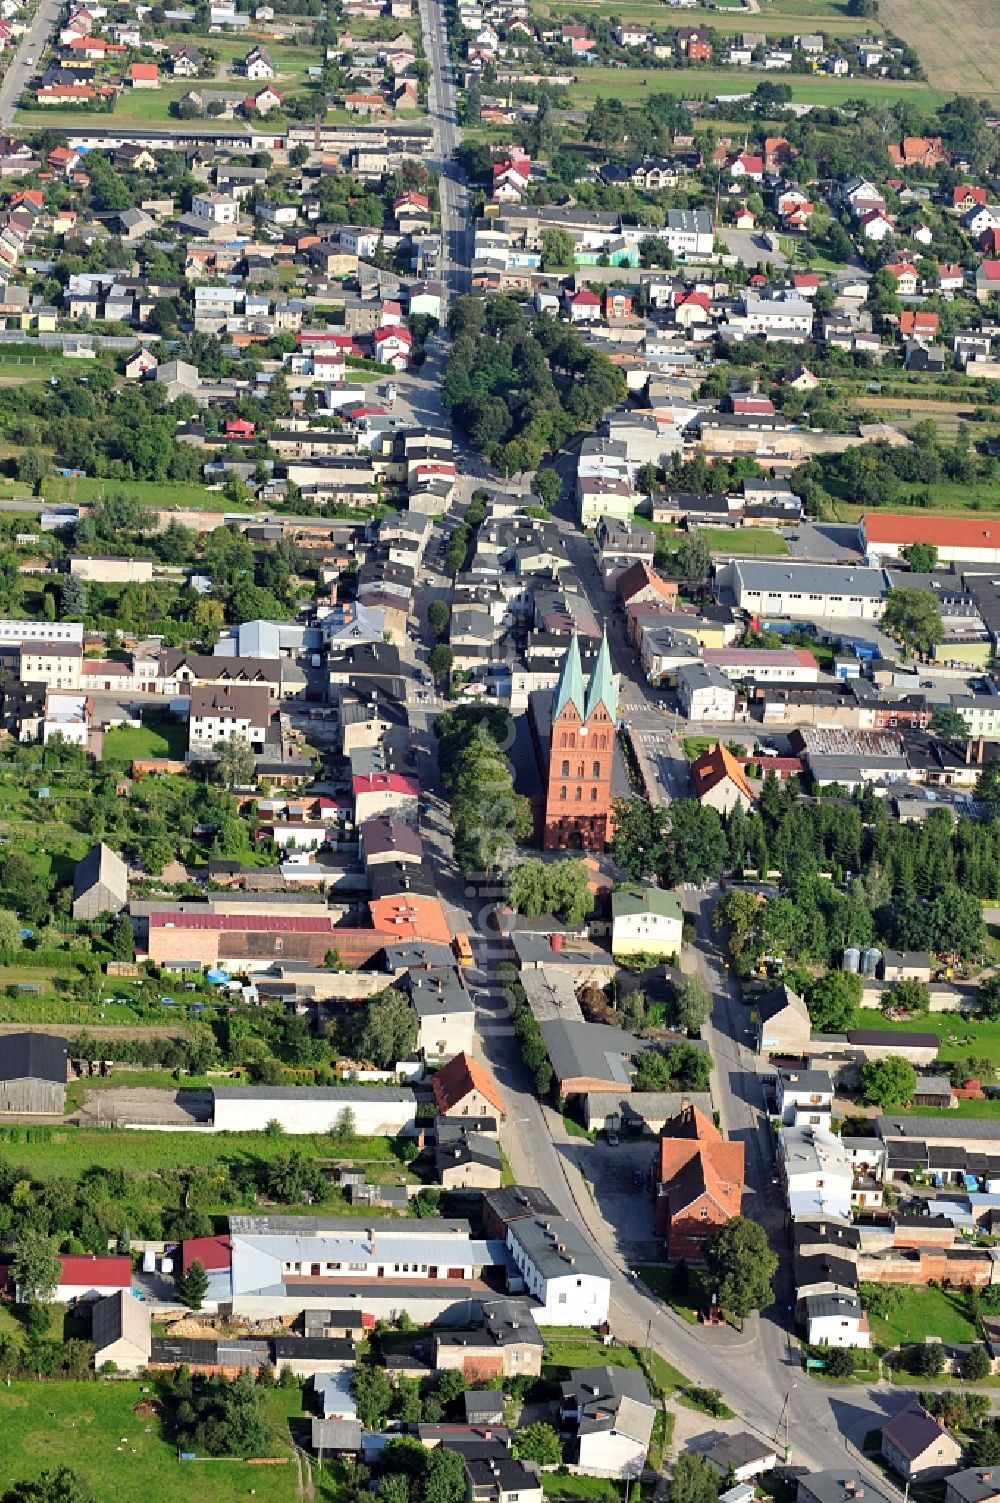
539, 632, 617, 852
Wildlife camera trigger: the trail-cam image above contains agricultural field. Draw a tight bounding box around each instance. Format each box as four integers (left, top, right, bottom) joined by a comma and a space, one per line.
562, 65, 946, 110
529, 0, 869, 32
0, 1381, 317, 1503
879, 0, 1000, 101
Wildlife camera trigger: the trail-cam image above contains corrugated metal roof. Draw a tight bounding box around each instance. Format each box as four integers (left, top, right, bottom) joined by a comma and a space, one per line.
150, 912, 335, 932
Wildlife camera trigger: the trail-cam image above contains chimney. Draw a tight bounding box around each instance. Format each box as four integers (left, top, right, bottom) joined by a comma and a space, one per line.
980, 736, 986, 765
967, 738, 974, 765
550, 933, 563, 952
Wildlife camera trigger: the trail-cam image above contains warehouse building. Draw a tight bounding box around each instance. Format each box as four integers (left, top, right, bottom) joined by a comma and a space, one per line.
717, 560, 886, 621
861, 513, 1000, 566
212, 1084, 418, 1136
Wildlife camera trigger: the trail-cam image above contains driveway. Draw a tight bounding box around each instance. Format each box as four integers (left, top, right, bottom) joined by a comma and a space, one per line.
561, 1132, 660, 1263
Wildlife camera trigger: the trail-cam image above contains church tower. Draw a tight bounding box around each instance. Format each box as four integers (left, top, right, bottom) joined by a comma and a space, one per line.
543, 632, 617, 852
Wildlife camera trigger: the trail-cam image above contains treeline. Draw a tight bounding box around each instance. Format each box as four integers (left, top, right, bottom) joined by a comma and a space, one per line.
442, 298, 626, 476
435, 704, 533, 873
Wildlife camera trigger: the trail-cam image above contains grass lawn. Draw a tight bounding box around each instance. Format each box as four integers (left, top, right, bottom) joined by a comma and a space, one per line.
682, 736, 714, 760
0, 1125, 402, 1179
700, 527, 790, 556
820, 485, 1000, 524
69, 476, 228, 510
0, 356, 101, 383
543, 1477, 619, 1503
0, 1381, 312, 1503
846, 1008, 1000, 1068
866, 1285, 978, 1349
562, 65, 946, 109
636, 1264, 700, 1324
102, 714, 188, 763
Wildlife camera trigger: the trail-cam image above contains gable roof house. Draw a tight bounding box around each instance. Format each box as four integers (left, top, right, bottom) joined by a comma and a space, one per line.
432, 1052, 506, 1119
756, 982, 811, 1057
560, 1366, 655, 1478
655, 1104, 744, 1259
690, 742, 753, 815
881, 1401, 963, 1481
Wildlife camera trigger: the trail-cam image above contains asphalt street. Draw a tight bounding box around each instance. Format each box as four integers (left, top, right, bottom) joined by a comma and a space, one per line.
0, 0, 62, 126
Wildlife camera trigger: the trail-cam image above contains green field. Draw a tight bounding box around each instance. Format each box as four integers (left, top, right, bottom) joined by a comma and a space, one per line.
102, 715, 188, 763
0, 1125, 402, 1179
700, 527, 790, 557
847, 1009, 1000, 1067
866, 1285, 978, 1349
531, 0, 868, 30
0, 1381, 316, 1503
821, 485, 1000, 524
563, 65, 946, 109
543, 1477, 619, 1503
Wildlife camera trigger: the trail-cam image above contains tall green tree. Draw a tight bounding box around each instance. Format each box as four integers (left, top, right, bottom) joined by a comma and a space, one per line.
704, 1217, 778, 1320
11, 1229, 61, 1305
177, 1258, 209, 1311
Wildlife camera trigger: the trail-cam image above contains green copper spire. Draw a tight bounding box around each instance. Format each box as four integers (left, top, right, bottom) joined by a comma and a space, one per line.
585, 630, 617, 722
553, 633, 585, 719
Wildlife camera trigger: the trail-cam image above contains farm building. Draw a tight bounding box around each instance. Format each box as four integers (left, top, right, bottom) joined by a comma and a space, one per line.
91, 1289, 152, 1373
0, 1031, 67, 1113
72, 841, 128, 920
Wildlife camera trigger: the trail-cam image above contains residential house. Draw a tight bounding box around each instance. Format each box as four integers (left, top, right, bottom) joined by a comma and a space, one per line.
881, 1402, 963, 1482
706, 1436, 780, 1483
92, 1290, 152, 1373
677, 662, 738, 723
610, 886, 682, 959
654, 1104, 744, 1259
432, 1052, 506, 1120
72, 841, 128, 920
560, 1366, 655, 1479
690, 742, 752, 814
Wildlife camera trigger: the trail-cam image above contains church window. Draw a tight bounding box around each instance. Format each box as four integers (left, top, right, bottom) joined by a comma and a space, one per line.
592, 761, 601, 778
591, 788, 598, 801
561, 760, 569, 776
575, 787, 582, 801
559, 786, 567, 801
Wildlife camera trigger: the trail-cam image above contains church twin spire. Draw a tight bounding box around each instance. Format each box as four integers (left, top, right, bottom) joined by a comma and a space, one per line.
552, 631, 617, 723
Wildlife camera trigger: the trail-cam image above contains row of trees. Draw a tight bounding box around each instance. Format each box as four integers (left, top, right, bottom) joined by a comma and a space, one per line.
435, 705, 532, 874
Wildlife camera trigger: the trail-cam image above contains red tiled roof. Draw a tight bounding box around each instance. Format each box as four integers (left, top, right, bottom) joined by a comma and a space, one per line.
59, 1255, 131, 1287
432, 1051, 506, 1116
352, 772, 419, 796
181, 1235, 232, 1273
149, 912, 335, 932
862, 512, 1000, 548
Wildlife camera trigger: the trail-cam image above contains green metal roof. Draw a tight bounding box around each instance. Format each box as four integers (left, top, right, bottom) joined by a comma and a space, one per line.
611, 885, 683, 922
585, 629, 617, 722
553, 632, 585, 720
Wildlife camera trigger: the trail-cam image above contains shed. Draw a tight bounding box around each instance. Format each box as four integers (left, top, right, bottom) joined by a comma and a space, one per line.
72, 841, 128, 920
0, 1031, 67, 1114
91, 1289, 152, 1374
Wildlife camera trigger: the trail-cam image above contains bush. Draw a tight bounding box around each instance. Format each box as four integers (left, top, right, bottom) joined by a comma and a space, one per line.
822, 1347, 855, 1378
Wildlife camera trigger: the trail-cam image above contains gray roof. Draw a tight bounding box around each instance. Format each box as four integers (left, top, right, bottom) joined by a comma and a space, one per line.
803, 1291, 864, 1322
539, 1019, 647, 1087
707, 1433, 779, 1471
507, 1214, 605, 1282
464, 1390, 506, 1423
0, 1032, 67, 1086
879, 1113, 1000, 1140
214, 1085, 415, 1103
311, 1417, 363, 1452
91, 1289, 150, 1354
72, 841, 128, 904
779, 1069, 833, 1093
944, 1469, 1000, 1503
734, 560, 885, 600
798, 1471, 895, 1503
407, 967, 474, 1017
563, 1365, 654, 1447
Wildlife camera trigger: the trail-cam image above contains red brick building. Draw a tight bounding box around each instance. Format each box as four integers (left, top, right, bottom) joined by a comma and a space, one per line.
654, 1104, 744, 1259
540, 634, 617, 852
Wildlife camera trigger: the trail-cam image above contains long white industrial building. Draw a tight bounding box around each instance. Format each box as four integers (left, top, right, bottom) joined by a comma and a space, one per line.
212, 1085, 417, 1136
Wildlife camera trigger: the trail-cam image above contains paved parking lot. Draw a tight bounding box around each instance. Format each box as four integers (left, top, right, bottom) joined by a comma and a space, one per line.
568, 1136, 660, 1263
